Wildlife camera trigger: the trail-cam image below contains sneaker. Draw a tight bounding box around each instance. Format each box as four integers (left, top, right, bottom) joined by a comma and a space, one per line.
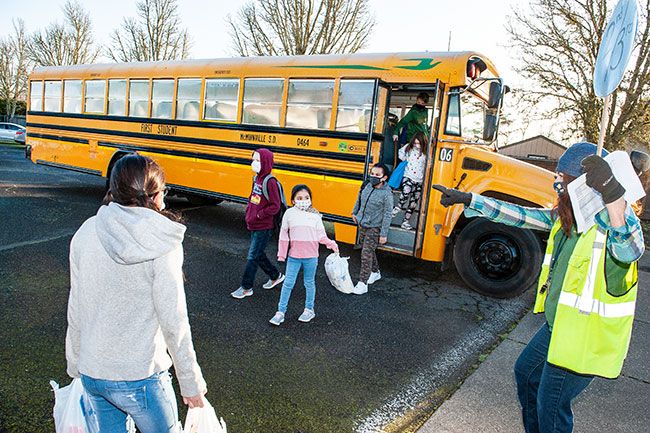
392, 206, 400, 217
298, 308, 316, 323
269, 311, 285, 326
263, 273, 286, 290
231, 287, 253, 299
401, 220, 413, 230
368, 271, 381, 285
352, 281, 368, 295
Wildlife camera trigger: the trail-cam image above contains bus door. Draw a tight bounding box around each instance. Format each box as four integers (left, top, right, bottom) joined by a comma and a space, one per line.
379, 81, 441, 256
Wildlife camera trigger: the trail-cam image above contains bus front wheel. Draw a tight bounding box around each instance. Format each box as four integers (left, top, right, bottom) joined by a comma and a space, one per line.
453, 218, 542, 298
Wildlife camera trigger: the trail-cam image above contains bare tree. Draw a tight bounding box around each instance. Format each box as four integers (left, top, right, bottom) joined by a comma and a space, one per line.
507, 0, 650, 150
0, 19, 30, 117
107, 0, 191, 62
227, 0, 375, 56
27, 0, 100, 66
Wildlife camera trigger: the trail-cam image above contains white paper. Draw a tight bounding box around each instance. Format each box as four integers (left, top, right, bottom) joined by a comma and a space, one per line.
567, 151, 645, 233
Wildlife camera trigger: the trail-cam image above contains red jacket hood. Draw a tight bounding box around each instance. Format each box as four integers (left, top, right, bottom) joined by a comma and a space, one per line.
255, 148, 274, 181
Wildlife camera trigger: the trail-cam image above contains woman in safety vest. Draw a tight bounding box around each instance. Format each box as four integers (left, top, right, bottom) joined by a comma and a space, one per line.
433, 142, 644, 433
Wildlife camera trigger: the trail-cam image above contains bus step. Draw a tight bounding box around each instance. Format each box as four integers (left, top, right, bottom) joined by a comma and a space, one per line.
390, 208, 419, 227
386, 226, 416, 250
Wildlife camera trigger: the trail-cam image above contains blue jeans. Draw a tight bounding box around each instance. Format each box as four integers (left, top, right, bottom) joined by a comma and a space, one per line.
514, 324, 594, 433
241, 229, 280, 290
278, 257, 318, 313
81, 371, 180, 433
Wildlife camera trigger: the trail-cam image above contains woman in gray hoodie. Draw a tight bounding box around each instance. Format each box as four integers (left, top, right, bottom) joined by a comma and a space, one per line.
66, 154, 206, 432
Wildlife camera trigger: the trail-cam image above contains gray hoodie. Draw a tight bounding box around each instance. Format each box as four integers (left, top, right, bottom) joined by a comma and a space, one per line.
66, 202, 206, 397
352, 182, 394, 237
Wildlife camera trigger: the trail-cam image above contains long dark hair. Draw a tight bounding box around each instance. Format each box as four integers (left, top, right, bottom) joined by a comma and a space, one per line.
102, 154, 181, 222
406, 131, 428, 157
551, 174, 577, 237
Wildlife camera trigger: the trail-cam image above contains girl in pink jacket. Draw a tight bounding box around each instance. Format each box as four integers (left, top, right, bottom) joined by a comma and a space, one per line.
269, 184, 338, 325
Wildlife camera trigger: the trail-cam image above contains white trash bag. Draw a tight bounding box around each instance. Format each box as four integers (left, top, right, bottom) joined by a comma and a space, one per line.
51, 379, 136, 433
50, 378, 87, 433
183, 399, 227, 433
325, 253, 354, 294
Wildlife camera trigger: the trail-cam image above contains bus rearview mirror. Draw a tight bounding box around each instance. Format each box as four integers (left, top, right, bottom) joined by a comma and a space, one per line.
483, 112, 498, 142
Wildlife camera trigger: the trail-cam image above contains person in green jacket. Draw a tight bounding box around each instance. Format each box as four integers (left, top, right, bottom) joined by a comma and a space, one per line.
433, 142, 644, 433
393, 92, 429, 144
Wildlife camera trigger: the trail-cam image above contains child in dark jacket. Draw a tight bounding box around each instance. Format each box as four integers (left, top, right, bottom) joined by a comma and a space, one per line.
231, 148, 286, 299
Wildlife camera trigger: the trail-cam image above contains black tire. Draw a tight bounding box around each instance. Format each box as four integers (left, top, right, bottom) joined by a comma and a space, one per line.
453, 218, 542, 298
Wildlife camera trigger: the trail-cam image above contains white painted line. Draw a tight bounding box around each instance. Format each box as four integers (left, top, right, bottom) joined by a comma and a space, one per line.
0, 230, 75, 252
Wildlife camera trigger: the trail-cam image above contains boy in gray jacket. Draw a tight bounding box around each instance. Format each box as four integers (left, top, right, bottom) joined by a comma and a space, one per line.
351, 163, 393, 294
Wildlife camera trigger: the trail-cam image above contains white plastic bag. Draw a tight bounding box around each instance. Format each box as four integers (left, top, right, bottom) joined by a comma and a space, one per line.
183, 399, 227, 433
51, 379, 136, 433
50, 378, 87, 433
325, 253, 354, 294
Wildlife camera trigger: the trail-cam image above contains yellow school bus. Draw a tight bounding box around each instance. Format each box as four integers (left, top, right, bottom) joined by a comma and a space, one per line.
26, 51, 555, 297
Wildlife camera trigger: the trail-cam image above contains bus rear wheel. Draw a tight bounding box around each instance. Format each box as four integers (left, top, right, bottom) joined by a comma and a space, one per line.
453, 218, 542, 298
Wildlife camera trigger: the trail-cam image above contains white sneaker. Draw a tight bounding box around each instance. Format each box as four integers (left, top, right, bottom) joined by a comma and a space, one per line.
231, 287, 253, 299
269, 311, 285, 326
352, 281, 368, 295
392, 206, 400, 217
368, 271, 381, 285
401, 220, 413, 230
298, 308, 316, 323
263, 273, 286, 290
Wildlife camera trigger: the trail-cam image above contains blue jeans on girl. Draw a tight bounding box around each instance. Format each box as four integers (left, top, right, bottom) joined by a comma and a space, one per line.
278, 256, 318, 313
514, 324, 594, 433
81, 371, 180, 433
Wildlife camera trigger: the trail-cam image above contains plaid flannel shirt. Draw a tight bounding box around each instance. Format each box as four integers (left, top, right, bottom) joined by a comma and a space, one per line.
464, 193, 645, 264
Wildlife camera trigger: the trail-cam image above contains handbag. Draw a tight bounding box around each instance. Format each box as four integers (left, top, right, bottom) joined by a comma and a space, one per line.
388, 160, 407, 189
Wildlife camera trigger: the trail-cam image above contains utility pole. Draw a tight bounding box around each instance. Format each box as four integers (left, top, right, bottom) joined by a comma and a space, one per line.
447, 30, 452, 51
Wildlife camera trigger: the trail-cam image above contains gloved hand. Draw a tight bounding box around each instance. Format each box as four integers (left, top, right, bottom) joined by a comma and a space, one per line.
581, 155, 625, 204
432, 184, 472, 208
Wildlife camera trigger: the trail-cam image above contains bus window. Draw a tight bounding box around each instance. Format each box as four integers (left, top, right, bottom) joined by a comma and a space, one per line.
335, 80, 374, 132
285, 79, 334, 130
460, 92, 486, 141
84, 80, 106, 114
44, 81, 61, 112
108, 79, 127, 116
129, 79, 150, 118
177, 78, 201, 121
242, 78, 284, 126
445, 92, 461, 136
204, 78, 239, 122
63, 80, 82, 114
30, 81, 43, 111
152, 79, 174, 119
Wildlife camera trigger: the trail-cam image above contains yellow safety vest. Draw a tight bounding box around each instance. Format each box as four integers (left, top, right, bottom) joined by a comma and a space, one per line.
533, 220, 638, 378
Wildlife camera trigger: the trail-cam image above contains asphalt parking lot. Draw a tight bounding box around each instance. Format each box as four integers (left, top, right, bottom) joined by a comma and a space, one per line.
0, 144, 535, 433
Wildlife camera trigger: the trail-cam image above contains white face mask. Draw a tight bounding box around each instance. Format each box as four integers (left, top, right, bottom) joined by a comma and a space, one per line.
159, 200, 166, 211
251, 160, 261, 173
294, 199, 311, 210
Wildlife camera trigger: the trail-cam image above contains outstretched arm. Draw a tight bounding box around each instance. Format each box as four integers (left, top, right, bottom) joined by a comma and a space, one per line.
432, 184, 554, 232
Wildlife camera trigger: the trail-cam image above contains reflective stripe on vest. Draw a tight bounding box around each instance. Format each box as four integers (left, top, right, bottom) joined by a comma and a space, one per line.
535, 220, 638, 378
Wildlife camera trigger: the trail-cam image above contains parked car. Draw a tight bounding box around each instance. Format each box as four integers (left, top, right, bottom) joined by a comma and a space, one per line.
0, 123, 26, 143
14, 128, 26, 143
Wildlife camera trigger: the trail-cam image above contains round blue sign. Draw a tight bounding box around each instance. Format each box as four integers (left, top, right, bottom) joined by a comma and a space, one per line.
593, 0, 639, 97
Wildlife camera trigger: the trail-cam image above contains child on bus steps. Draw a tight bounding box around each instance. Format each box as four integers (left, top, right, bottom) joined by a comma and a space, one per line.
392, 132, 428, 230
269, 185, 338, 325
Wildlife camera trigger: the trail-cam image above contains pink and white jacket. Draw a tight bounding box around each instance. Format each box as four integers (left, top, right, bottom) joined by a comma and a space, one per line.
278, 207, 337, 261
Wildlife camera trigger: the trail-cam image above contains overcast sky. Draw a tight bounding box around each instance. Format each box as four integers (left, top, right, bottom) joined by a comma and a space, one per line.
3, 0, 561, 141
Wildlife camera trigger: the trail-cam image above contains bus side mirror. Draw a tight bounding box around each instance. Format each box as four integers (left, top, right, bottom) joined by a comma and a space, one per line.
483, 112, 498, 142
487, 82, 503, 109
